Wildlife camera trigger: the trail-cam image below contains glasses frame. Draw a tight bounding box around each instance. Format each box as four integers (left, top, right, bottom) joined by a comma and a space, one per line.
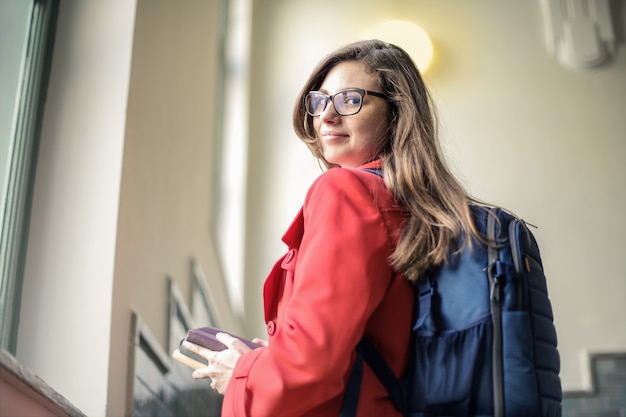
304, 88, 388, 117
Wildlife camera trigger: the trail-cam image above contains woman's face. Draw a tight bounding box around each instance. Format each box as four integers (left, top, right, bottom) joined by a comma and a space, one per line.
313, 61, 390, 168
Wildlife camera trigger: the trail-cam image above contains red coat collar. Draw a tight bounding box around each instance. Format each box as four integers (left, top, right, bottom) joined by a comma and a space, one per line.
360, 159, 382, 170
281, 160, 383, 248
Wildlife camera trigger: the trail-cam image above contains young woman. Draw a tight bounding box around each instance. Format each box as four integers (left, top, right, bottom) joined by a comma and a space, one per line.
183, 39, 481, 417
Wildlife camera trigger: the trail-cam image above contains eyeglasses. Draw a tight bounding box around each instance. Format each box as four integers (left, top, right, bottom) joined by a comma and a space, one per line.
304, 88, 388, 116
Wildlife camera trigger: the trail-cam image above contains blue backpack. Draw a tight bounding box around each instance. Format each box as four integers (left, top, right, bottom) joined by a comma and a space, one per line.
342, 176, 562, 416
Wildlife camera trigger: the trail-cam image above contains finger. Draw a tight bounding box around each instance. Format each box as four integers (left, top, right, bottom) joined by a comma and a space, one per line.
212, 379, 227, 394
182, 341, 219, 362
192, 367, 226, 394
191, 366, 213, 380
252, 338, 269, 347
182, 340, 202, 353
215, 332, 237, 348
216, 332, 252, 354
207, 374, 227, 394
182, 340, 215, 356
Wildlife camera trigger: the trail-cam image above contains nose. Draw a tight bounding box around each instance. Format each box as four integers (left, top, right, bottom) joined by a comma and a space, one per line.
319, 98, 340, 122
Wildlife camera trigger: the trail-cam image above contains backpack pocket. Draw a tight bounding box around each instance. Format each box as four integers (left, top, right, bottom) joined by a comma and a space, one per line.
411, 315, 494, 416
501, 310, 541, 416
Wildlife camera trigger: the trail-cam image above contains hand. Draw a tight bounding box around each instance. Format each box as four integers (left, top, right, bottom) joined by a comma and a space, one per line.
182, 332, 253, 394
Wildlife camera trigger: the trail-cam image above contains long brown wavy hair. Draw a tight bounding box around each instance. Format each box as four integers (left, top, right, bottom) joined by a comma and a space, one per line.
293, 39, 483, 282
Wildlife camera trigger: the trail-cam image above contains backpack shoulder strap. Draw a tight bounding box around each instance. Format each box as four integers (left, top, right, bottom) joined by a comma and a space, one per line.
342, 166, 413, 416
358, 338, 409, 415
340, 344, 364, 417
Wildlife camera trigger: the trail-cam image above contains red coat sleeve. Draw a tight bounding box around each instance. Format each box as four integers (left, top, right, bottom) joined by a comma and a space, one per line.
221, 168, 404, 417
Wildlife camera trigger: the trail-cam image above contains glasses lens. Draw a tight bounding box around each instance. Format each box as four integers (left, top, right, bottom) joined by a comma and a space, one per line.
333, 90, 363, 116
305, 92, 328, 116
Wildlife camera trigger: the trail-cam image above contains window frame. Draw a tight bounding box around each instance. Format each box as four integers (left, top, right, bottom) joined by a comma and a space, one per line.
0, 0, 59, 353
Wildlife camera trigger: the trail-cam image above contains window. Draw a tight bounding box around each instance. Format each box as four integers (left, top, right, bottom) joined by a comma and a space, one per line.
0, 0, 58, 353
212, 0, 251, 316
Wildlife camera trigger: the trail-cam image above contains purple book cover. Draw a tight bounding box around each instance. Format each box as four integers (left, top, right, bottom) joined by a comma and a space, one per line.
185, 326, 261, 351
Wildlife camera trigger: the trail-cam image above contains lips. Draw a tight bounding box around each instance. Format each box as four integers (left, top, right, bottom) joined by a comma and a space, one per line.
321, 131, 348, 141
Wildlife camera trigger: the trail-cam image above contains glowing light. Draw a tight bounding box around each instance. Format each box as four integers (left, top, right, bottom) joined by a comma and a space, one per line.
363, 20, 434, 73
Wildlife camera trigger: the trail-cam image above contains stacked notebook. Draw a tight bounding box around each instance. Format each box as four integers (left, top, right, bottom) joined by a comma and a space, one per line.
172, 326, 261, 370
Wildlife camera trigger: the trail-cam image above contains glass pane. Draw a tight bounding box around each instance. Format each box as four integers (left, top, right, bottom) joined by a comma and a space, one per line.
0, 0, 32, 222
0, 0, 58, 353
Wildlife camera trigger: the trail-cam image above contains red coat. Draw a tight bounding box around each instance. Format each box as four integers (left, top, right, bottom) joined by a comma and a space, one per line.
222, 161, 415, 417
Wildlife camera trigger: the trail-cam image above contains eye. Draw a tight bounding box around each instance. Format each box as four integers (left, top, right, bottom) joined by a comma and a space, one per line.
341, 91, 361, 106
311, 95, 325, 107
306, 93, 328, 114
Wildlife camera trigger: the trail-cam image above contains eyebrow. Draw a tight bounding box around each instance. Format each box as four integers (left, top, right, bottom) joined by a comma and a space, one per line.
316, 87, 384, 95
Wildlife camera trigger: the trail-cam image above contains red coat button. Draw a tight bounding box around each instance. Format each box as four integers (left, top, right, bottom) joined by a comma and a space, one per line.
267, 320, 276, 336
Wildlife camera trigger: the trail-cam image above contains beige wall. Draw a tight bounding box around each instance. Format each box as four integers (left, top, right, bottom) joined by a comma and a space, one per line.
244, 0, 626, 392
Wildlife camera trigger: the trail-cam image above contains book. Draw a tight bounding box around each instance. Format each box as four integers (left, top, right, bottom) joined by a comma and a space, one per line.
185, 326, 261, 351
172, 327, 261, 371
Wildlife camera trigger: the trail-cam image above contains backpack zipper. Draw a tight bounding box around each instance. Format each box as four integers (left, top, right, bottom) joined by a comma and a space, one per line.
487, 209, 504, 417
